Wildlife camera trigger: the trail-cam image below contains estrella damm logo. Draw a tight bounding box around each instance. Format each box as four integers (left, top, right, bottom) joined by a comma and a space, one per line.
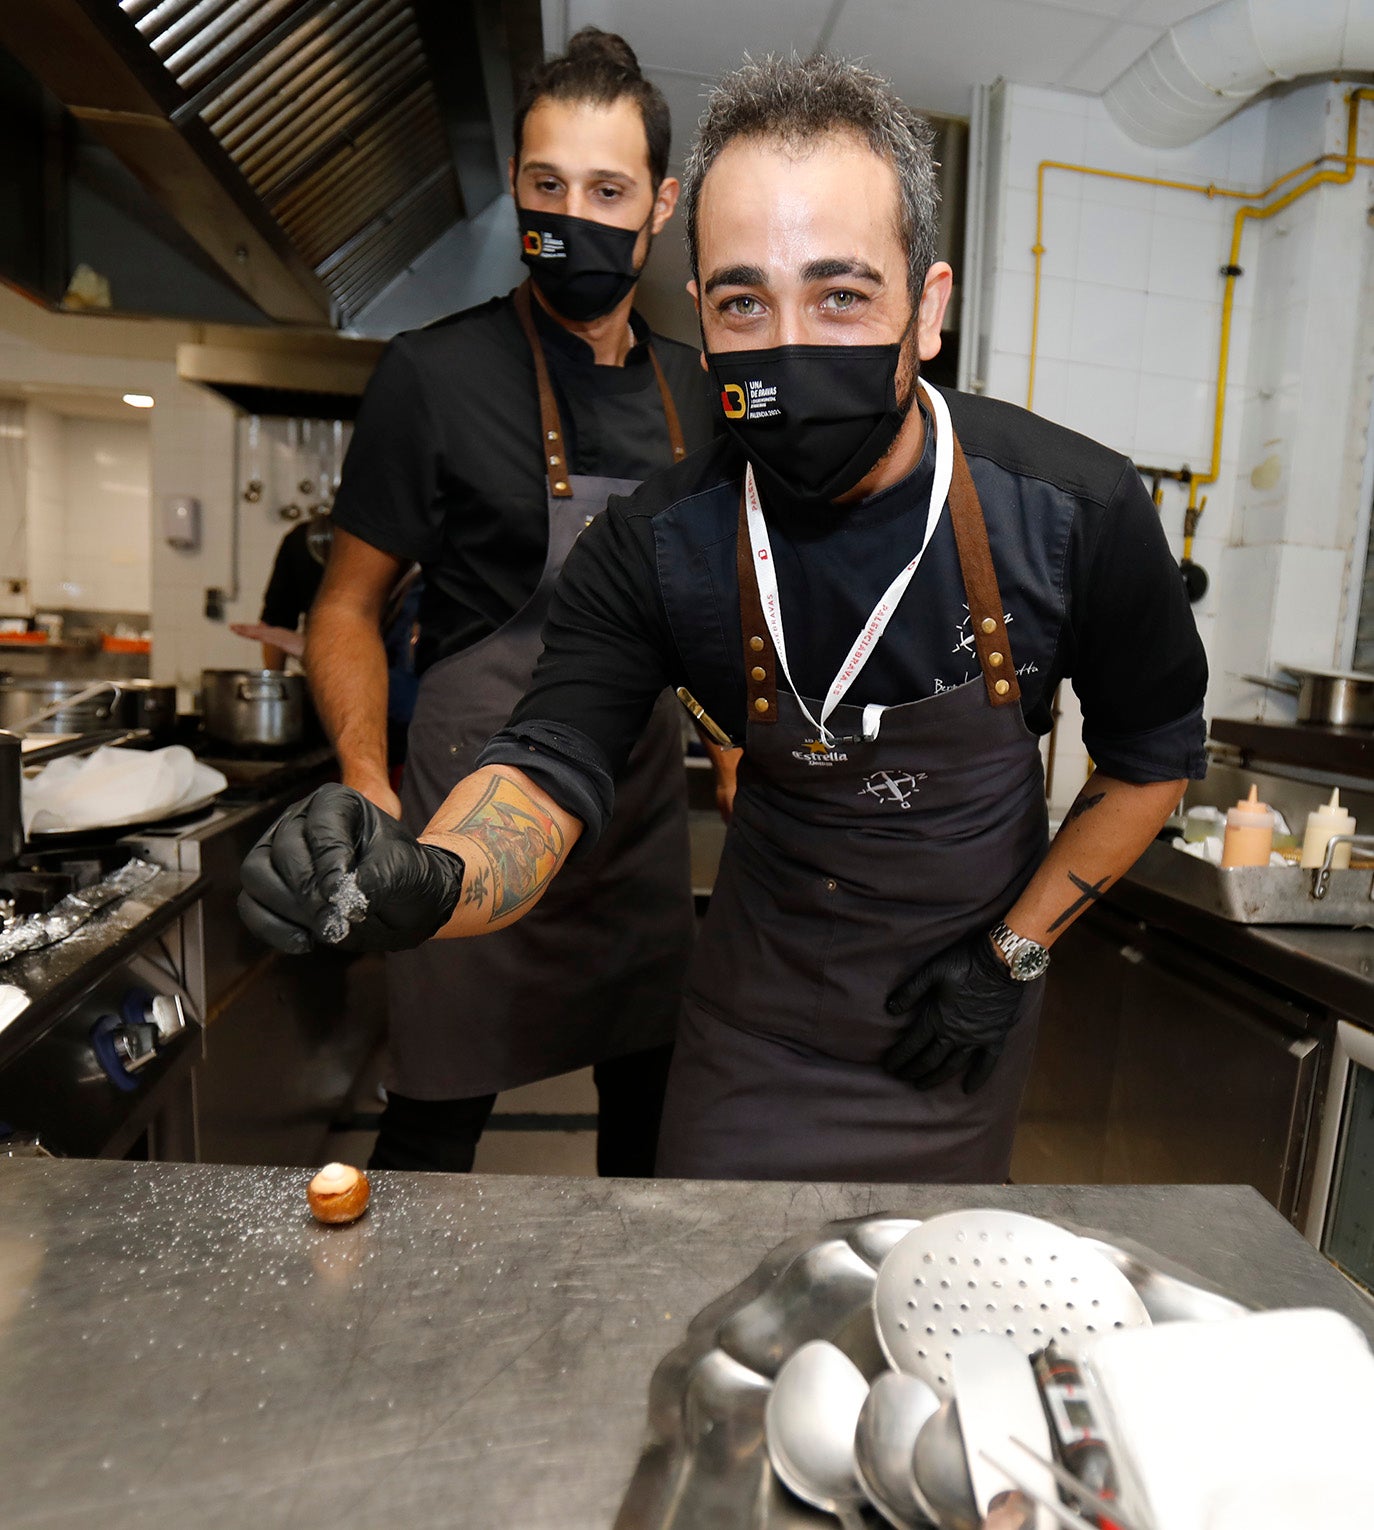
522, 230, 543, 256
721, 383, 747, 419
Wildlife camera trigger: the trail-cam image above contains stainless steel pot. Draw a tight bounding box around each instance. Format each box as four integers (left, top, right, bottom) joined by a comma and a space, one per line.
1246, 667, 1374, 728
122, 681, 178, 744
0, 679, 125, 735
0, 678, 178, 744
201, 669, 305, 748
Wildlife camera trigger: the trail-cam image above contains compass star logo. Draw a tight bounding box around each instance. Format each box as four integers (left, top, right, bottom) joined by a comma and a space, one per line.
857, 769, 927, 809
952, 603, 1013, 657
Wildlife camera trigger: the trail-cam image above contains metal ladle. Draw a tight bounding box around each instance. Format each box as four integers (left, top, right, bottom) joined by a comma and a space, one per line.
854, 1370, 941, 1527
765, 1339, 870, 1528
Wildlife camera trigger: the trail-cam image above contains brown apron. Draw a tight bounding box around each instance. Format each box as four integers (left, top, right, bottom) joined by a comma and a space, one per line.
655, 411, 1050, 1181
385, 283, 694, 1098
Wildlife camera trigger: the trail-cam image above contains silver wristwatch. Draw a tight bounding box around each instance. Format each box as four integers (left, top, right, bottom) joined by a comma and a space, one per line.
989, 921, 1050, 982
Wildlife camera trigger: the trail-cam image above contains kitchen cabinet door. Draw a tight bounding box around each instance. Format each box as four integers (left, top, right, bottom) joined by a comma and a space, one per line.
1105, 934, 1321, 1220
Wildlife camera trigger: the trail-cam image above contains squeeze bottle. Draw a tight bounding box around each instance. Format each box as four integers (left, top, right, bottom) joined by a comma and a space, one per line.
1299, 789, 1357, 870
1221, 785, 1275, 869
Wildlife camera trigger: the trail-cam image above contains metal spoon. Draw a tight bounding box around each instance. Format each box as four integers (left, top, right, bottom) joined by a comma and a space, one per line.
854, 1370, 941, 1527
765, 1338, 870, 1529
912, 1398, 979, 1530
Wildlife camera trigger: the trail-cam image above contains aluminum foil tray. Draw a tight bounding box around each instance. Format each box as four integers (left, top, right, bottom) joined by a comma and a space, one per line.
1130, 839, 1374, 926
612, 1212, 1247, 1530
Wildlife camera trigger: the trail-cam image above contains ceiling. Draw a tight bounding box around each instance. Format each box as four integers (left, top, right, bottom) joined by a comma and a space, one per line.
548, 0, 1210, 152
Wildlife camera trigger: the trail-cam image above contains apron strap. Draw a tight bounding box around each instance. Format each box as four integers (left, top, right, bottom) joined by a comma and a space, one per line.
513, 279, 687, 499
736, 487, 779, 724
948, 430, 1021, 707
513, 280, 574, 499
732, 404, 1021, 721
648, 347, 688, 462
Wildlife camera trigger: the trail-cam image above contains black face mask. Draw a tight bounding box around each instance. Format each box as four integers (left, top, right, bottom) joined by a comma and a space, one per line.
707, 341, 910, 504
518, 207, 648, 321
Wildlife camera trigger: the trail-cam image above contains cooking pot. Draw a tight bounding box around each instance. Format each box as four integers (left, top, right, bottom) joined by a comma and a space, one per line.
1246, 667, 1374, 728
0, 678, 178, 745
0, 678, 125, 735
201, 669, 305, 748
122, 681, 178, 744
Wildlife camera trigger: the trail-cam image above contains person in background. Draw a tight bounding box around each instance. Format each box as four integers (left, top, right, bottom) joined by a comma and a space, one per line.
232, 517, 332, 670
301, 28, 719, 1176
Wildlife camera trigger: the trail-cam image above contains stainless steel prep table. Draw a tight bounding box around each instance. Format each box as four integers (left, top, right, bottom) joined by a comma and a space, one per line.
1, 1161, 1371, 1529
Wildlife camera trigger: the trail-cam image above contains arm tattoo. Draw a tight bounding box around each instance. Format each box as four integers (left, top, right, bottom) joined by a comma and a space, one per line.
463, 866, 491, 909
447, 774, 565, 920
1046, 870, 1111, 933
1064, 790, 1105, 824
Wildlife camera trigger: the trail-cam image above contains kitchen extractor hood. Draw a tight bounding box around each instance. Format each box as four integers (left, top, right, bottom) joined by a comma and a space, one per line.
177, 324, 384, 418
0, 0, 541, 327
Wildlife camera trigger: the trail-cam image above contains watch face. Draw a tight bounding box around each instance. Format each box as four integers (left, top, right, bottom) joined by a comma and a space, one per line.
1011, 944, 1050, 981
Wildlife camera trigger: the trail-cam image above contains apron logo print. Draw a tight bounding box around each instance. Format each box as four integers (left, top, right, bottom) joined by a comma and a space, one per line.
953, 604, 1013, 656
857, 769, 926, 808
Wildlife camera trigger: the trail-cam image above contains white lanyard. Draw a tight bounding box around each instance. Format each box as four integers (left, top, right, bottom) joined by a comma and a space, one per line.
744, 376, 953, 745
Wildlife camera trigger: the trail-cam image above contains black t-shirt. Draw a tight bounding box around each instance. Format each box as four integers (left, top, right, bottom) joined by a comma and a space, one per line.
260, 521, 326, 629
482, 387, 1208, 837
329, 289, 718, 673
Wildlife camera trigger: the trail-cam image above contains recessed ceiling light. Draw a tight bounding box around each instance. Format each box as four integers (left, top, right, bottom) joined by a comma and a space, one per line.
122, 393, 155, 409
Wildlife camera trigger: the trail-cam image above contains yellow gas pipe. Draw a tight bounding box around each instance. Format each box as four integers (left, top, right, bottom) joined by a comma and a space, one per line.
1024, 89, 1374, 803
1026, 86, 1374, 561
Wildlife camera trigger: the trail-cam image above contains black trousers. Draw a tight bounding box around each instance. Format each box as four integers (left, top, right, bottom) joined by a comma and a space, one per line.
368, 1042, 675, 1176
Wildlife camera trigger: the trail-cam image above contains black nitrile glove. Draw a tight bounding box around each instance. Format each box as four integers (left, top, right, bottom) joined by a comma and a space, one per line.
883, 929, 1027, 1093
237, 784, 464, 955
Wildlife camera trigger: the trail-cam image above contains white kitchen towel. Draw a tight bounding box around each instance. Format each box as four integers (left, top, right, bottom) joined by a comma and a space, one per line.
22, 745, 226, 834
1085, 1306, 1374, 1530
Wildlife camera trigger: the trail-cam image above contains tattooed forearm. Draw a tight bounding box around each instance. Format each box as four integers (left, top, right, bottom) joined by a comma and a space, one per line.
446, 773, 566, 921
1064, 790, 1105, 825
1045, 870, 1112, 933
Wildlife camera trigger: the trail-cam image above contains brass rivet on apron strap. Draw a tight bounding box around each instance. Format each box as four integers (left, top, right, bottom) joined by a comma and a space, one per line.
754, 697, 770, 713
751, 666, 766, 682
553, 480, 568, 492
749, 635, 765, 652
989, 651, 1004, 667
980, 617, 997, 635
549, 455, 561, 467
547, 430, 558, 441
994, 679, 1010, 696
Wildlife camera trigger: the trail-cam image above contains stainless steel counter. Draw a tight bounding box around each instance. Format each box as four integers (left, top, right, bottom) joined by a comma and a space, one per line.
0, 869, 206, 1069
1109, 874, 1374, 1025
1, 1161, 1369, 1529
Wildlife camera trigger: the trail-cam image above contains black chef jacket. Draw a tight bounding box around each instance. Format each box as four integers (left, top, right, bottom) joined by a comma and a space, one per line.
479, 387, 1209, 840
260, 522, 325, 631
329, 290, 718, 674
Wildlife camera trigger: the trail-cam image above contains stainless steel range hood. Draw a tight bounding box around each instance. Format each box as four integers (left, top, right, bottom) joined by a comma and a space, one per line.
176, 324, 385, 418
0, 0, 541, 328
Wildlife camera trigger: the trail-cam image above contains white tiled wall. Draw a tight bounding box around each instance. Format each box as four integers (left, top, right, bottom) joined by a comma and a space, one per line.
55, 416, 151, 612
22, 405, 64, 611
148, 389, 342, 704
975, 79, 1374, 808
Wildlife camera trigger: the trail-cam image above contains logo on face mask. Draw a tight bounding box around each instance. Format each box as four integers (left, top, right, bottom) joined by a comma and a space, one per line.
718, 377, 782, 424
523, 229, 565, 259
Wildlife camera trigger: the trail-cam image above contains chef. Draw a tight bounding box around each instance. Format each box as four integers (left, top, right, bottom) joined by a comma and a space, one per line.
242, 54, 1207, 1183
301, 27, 717, 1175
